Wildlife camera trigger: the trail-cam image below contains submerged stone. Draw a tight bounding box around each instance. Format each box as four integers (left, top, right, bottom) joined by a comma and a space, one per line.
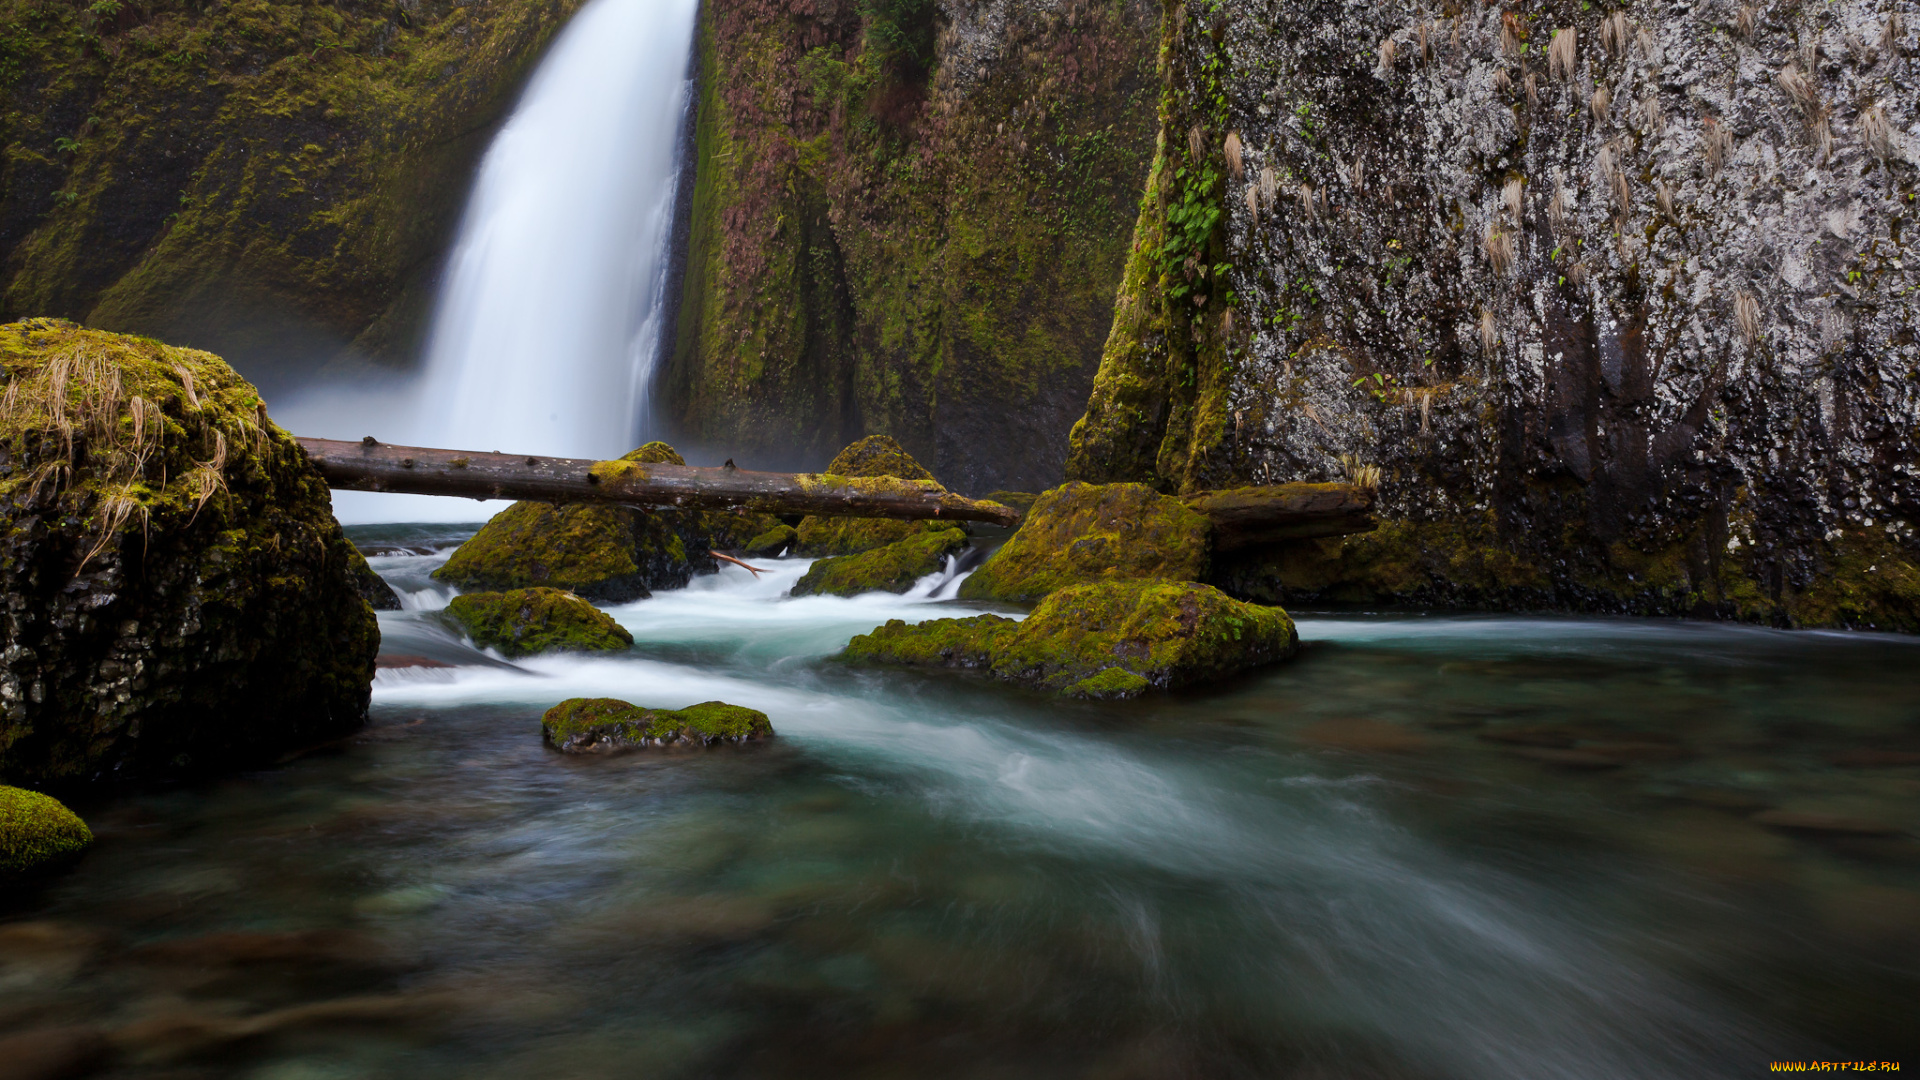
845, 580, 1297, 697
541, 697, 774, 753
958, 482, 1212, 604
790, 528, 969, 597
0, 786, 92, 877
445, 587, 634, 658
794, 436, 957, 556
433, 441, 717, 602
0, 322, 378, 787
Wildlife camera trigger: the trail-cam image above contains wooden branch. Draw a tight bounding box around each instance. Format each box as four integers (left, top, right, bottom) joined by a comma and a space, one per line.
1182, 483, 1377, 550
295, 437, 1023, 527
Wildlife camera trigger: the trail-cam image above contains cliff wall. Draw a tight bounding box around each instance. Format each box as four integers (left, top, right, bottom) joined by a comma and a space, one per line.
663, 0, 1161, 493
1066, 0, 1920, 629
0, 0, 585, 390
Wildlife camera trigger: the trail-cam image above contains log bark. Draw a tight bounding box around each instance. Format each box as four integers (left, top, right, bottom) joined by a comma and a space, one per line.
1182, 483, 1377, 550
295, 437, 1024, 527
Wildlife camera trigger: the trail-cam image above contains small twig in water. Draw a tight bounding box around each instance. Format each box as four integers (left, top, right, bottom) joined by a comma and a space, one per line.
711, 551, 766, 577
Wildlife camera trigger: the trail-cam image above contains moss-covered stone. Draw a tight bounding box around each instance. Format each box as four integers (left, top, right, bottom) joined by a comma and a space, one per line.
541, 697, 774, 753
432, 441, 718, 602
846, 581, 1297, 697
958, 482, 1213, 604
349, 547, 401, 611
983, 491, 1040, 517
0, 785, 90, 877
445, 587, 632, 659
791, 527, 968, 597
0, 321, 378, 787
742, 523, 799, 558
793, 436, 957, 556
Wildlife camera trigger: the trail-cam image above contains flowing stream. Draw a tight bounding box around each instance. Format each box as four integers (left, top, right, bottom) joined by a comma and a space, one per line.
6, 533, 1917, 1077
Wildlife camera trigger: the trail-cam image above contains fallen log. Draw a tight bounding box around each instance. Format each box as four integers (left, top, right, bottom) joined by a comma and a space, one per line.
1182, 483, 1377, 550
296, 437, 1024, 527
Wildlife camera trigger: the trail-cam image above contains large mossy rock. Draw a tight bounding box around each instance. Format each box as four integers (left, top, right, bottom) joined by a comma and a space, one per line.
0, 785, 92, 877
790, 528, 969, 598
794, 436, 958, 557
433, 442, 720, 602
846, 581, 1297, 698
0, 321, 378, 787
541, 697, 774, 753
957, 482, 1212, 604
445, 587, 633, 659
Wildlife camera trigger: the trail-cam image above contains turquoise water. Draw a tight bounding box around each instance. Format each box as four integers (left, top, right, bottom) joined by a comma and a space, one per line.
4, 529, 1916, 1078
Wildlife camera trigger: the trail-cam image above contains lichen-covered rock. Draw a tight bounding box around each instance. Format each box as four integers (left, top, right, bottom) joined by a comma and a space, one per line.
790, 528, 969, 598
958, 482, 1212, 604
0, 322, 378, 787
742, 524, 800, 558
845, 581, 1298, 697
541, 697, 774, 753
1063, 0, 1920, 631
433, 442, 718, 602
0, 785, 91, 877
445, 588, 633, 659
793, 436, 959, 556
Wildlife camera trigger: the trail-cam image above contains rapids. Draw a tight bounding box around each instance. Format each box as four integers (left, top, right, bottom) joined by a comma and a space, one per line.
5, 532, 1915, 1078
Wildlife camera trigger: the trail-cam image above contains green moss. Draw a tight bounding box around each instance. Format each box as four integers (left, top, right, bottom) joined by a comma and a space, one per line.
445, 587, 633, 658
793, 436, 956, 556
823, 434, 936, 482
846, 581, 1297, 697
791, 527, 967, 597
0, 785, 91, 876
742, 523, 799, 557
958, 482, 1213, 604
983, 490, 1039, 516
541, 696, 774, 753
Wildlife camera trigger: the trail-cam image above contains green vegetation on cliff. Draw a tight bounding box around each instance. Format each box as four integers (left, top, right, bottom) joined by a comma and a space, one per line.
959, 481, 1211, 603
541, 696, 773, 753
846, 579, 1298, 697
446, 587, 633, 658
0, 784, 90, 876
0, 320, 377, 786
0, 0, 585, 378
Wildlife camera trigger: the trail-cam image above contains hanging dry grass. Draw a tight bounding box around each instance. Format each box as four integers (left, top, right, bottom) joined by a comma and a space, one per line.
1734, 291, 1762, 345
1884, 13, 1904, 57
1734, 4, 1756, 39
1861, 105, 1892, 162
1418, 22, 1432, 66
1494, 68, 1512, 95
1479, 306, 1499, 354
1549, 28, 1578, 82
1502, 177, 1525, 223
1641, 92, 1665, 134
1549, 184, 1570, 234
1244, 183, 1261, 216
1339, 454, 1382, 490
1296, 183, 1319, 221
1259, 164, 1278, 206
1704, 115, 1733, 177
1775, 64, 1817, 116
1591, 83, 1612, 123
1187, 124, 1205, 162
1377, 36, 1398, 73
1524, 70, 1540, 108
1349, 157, 1365, 193
1501, 11, 1524, 56
1224, 131, 1245, 181
1654, 179, 1677, 222
1484, 225, 1515, 275
1600, 12, 1631, 59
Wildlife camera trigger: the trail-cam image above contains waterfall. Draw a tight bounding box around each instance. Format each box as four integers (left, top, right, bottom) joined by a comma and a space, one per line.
280, 0, 699, 522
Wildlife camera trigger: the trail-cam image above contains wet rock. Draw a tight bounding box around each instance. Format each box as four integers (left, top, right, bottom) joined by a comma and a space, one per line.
794, 437, 958, 557
0, 323, 379, 788
433, 442, 719, 602
1831, 749, 1920, 768
1750, 810, 1904, 837
845, 580, 1297, 698
374, 654, 454, 670
958, 482, 1212, 604
0, 1026, 108, 1080
1506, 748, 1624, 770
445, 588, 633, 659
790, 528, 969, 598
741, 523, 799, 558
349, 548, 402, 611
541, 697, 774, 753
0, 787, 91, 877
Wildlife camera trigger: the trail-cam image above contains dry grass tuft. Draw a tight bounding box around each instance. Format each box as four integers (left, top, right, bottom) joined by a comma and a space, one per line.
1884, 13, 1904, 57
1494, 67, 1512, 95
1600, 12, 1631, 59
1775, 64, 1817, 116
1296, 183, 1319, 221
1549, 28, 1578, 82
1641, 92, 1665, 134
1861, 105, 1892, 162
1377, 36, 1398, 73
1704, 115, 1733, 176
1224, 131, 1244, 181
1244, 183, 1260, 217
1502, 177, 1525, 223
1259, 164, 1278, 206
1501, 11, 1524, 57
1524, 70, 1540, 109
1187, 124, 1205, 162
1418, 22, 1432, 66
1591, 83, 1611, 123
1339, 454, 1382, 490
1348, 157, 1365, 193
1654, 179, 1677, 222
1549, 184, 1570, 234
1479, 306, 1498, 354
1483, 225, 1515, 276
1734, 4, 1756, 39
1734, 291, 1762, 345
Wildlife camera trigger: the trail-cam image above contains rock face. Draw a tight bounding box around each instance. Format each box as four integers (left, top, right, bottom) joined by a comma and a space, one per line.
433, 442, 721, 602
0, 0, 586, 385
1063, 0, 1920, 630
0, 322, 378, 787
793, 436, 960, 556
661, 0, 1161, 493
445, 588, 633, 658
0, 785, 91, 877
541, 697, 774, 753
846, 580, 1298, 697
790, 527, 968, 597
958, 482, 1212, 603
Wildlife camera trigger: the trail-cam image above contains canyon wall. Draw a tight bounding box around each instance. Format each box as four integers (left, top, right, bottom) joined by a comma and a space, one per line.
662, 0, 1160, 493
1066, 0, 1920, 629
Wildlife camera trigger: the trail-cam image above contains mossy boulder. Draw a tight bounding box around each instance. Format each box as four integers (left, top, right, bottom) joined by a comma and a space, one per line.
742, 523, 800, 558
794, 436, 957, 556
433, 442, 718, 602
983, 491, 1041, 517
350, 548, 402, 611
0, 322, 378, 787
445, 588, 633, 659
791, 528, 969, 597
845, 581, 1297, 698
957, 482, 1213, 604
0, 785, 92, 877
541, 697, 774, 753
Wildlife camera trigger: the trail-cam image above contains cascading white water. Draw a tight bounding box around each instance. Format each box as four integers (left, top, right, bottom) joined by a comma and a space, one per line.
411, 0, 699, 459
278, 0, 697, 522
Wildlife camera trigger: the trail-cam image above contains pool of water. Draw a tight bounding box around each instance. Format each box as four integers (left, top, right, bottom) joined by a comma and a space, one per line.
5, 529, 1917, 1078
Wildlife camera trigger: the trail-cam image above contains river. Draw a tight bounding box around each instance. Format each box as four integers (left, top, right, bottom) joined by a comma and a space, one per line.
4, 528, 1915, 1077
